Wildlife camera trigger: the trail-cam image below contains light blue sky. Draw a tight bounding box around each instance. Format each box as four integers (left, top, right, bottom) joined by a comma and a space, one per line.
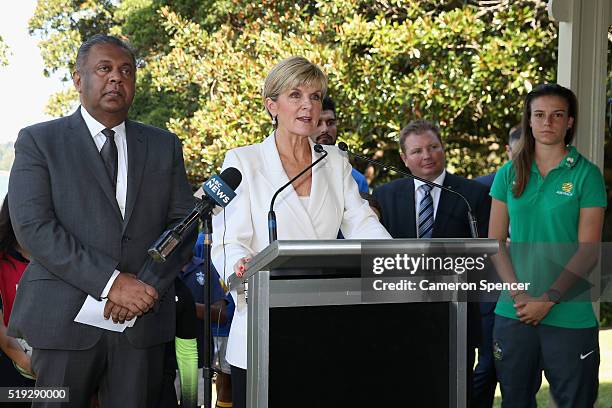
0, 0, 68, 144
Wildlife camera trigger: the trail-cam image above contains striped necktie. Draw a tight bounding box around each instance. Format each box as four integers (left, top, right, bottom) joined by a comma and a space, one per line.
418, 184, 434, 238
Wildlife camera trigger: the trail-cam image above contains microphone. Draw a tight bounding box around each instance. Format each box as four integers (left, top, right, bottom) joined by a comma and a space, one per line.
148, 167, 243, 262
337, 142, 479, 238
268, 144, 327, 243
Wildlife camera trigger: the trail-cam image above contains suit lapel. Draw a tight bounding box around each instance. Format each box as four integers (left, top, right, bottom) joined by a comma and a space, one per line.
68, 108, 122, 220
305, 140, 329, 225
257, 134, 318, 238
433, 173, 462, 237
123, 120, 147, 229
394, 178, 417, 238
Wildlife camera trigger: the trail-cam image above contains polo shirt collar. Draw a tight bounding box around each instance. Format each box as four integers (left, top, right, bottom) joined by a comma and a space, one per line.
561, 145, 580, 169
530, 145, 581, 174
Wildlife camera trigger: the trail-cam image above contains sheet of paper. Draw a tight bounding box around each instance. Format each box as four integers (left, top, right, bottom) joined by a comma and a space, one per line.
74, 295, 136, 332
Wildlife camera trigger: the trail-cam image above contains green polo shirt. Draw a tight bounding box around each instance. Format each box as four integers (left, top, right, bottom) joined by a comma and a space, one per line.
490, 146, 607, 328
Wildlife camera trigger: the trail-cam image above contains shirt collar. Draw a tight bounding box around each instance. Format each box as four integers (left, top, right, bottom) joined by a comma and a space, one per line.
530, 145, 581, 174
561, 145, 580, 169
414, 169, 446, 191
80, 106, 126, 138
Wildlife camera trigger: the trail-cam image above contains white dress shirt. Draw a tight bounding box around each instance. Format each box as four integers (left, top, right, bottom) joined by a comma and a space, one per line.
414, 170, 446, 224
80, 106, 129, 296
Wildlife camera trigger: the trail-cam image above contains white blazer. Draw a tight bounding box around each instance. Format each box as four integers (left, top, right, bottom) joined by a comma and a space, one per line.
211, 133, 391, 369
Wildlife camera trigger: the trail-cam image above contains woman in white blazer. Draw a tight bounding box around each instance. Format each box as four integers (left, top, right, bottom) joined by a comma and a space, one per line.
211, 56, 390, 407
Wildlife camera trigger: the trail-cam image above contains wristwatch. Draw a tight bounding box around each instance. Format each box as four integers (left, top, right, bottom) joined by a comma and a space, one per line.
545, 289, 561, 304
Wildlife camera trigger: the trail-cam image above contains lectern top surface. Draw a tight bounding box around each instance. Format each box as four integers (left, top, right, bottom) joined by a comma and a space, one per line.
233, 238, 498, 282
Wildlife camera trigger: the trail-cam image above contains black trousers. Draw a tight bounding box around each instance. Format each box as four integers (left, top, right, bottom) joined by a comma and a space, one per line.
0, 351, 35, 407
494, 315, 599, 408
230, 365, 246, 408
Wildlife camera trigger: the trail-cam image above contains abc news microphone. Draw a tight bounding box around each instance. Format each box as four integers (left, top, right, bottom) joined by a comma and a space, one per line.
337, 142, 479, 238
148, 167, 242, 262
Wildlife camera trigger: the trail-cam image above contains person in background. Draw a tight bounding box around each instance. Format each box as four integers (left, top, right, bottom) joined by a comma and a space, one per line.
179, 251, 234, 408
211, 56, 390, 408
471, 124, 520, 408
489, 83, 605, 408
0, 194, 35, 398
8, 34, 196, 406
373, 119, 490, 405
158, 277, 199, 408
373, 119, 490, 240
312, 96, 369, 193
475, 125, 521, 188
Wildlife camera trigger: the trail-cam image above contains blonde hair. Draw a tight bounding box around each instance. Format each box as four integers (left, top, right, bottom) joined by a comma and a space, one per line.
262, 56, 328, 115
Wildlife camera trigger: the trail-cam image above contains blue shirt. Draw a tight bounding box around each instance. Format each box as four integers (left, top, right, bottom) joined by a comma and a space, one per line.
351, 168, 369, 193
194, 233, 206, 258
179, 256, 234, 338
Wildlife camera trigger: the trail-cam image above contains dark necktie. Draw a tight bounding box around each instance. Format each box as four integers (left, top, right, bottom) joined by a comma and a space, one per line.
100, 128, 118, 190
418, 184, 434, 238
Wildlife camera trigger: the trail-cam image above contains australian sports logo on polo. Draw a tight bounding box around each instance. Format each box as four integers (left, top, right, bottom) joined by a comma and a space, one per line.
556, 181, 574, 197
196, 270, 205, 286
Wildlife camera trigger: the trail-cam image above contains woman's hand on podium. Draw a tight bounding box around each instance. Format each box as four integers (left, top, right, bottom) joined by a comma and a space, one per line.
234, 256, 253, 278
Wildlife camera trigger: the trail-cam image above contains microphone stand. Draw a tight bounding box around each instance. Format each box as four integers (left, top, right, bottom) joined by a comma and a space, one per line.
338, 142, 479, 238
201, 212, 214, 408
268, 144, 328, 243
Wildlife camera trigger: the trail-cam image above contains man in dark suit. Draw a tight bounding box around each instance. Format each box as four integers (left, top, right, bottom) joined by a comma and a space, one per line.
8, 34, 196, 407
373, 119, 491, 404
373, 120, 490, 239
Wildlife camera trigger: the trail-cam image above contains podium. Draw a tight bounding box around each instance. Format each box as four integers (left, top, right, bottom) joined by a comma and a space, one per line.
230, 239, 498, 408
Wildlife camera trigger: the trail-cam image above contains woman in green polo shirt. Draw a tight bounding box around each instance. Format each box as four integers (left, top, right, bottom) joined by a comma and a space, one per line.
489, 83, 606, 408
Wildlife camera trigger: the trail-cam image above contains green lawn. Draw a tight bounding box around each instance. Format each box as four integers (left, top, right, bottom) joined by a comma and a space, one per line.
492, 328, 612, 407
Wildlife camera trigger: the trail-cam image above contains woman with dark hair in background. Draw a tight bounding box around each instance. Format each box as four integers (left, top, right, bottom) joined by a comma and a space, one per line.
489, 84, 605, 407
0, 194, 35, 390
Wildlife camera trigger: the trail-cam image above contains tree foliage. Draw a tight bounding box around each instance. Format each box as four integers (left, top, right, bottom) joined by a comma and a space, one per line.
0, 142, 15, 171
30, 0, 557, 184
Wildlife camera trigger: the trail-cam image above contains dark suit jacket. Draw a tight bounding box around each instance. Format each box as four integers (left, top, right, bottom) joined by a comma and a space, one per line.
8, 108, 197, 350
373, 172, 490, 240
373, 172, 491, 347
